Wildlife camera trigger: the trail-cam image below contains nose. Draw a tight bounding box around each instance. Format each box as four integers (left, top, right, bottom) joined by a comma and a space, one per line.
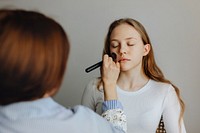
119, 43, 127, 55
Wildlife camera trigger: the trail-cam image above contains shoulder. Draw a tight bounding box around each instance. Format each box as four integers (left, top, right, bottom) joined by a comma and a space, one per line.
84, 77, 102, 92
150, 80, 174, 93
82, 78, 104, 113
87, 77, 101, 87
150, 80, 179, 104
149, 80, 177, 101
150, 80, 171, 88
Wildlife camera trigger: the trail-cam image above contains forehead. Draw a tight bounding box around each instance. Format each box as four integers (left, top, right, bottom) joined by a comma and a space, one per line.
110, 23, 141, 40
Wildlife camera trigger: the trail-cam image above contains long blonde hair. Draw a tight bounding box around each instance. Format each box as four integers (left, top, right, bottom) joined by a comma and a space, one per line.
100, 18, 185, 125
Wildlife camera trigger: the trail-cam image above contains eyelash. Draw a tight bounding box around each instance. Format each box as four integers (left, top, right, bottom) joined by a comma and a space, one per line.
111, 44, 119, 48
128, 43, 135, 46
111, 43, 135, 48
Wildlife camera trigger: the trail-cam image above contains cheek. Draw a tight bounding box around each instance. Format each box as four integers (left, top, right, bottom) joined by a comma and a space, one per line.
109, 48, 120, 61
130, 47, 144, 58
110, 47, 118, 54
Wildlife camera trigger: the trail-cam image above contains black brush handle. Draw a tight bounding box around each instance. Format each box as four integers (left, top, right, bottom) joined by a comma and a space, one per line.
85, 61, 102, 73
85, 53, 116, 73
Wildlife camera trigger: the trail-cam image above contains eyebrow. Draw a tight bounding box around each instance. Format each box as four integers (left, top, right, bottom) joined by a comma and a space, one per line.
110, 37, 137, 42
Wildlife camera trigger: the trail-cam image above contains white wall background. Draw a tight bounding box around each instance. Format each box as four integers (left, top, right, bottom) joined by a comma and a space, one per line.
0, 0, 199, 132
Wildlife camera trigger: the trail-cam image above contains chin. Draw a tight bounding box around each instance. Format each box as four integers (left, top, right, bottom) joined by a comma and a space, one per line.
120, 64, 136, 72
120, 66, 131, 72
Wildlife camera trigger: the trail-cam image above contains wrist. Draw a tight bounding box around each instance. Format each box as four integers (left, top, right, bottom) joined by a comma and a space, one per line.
102, 100, 123, 112
103, 83, 117, 100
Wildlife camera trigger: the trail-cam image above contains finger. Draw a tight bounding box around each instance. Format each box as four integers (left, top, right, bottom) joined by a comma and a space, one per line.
116, 62, 120, 69
108, 56, 113, 63
103, 54, 109, 66
103, 54, 109, 61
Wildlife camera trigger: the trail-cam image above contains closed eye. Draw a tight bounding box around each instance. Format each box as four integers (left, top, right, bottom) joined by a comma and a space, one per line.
128, 43, 135, 46
127, 40, 136, 46
110, 43, 119, 48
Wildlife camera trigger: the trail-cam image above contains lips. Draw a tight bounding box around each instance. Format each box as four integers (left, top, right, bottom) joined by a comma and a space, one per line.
119, 58, 131, 62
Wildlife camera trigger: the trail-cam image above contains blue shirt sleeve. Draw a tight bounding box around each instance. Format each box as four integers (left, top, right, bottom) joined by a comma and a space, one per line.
102, 100, 123, 112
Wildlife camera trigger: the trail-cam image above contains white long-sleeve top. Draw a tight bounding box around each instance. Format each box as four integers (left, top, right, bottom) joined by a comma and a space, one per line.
82, 78, 187, 133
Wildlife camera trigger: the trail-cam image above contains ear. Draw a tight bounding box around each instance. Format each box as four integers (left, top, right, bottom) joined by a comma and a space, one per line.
143, 44, 151, 56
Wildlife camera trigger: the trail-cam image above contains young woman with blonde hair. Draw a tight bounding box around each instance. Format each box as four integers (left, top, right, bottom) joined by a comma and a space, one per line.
82, 18, 186, 133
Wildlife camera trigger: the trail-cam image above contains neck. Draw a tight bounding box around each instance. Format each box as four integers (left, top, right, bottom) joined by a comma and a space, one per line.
42, 88, 58, 98
43, 93, 50, 98
118, 69, 149, 92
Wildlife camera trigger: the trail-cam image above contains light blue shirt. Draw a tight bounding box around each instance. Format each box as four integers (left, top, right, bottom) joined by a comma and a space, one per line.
0, 97, 124, 133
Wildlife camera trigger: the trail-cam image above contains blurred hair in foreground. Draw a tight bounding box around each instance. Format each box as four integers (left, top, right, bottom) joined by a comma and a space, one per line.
0, 9, 70, 105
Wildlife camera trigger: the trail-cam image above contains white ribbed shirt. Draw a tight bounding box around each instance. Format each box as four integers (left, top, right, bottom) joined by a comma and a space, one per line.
82, 78, 187, 133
